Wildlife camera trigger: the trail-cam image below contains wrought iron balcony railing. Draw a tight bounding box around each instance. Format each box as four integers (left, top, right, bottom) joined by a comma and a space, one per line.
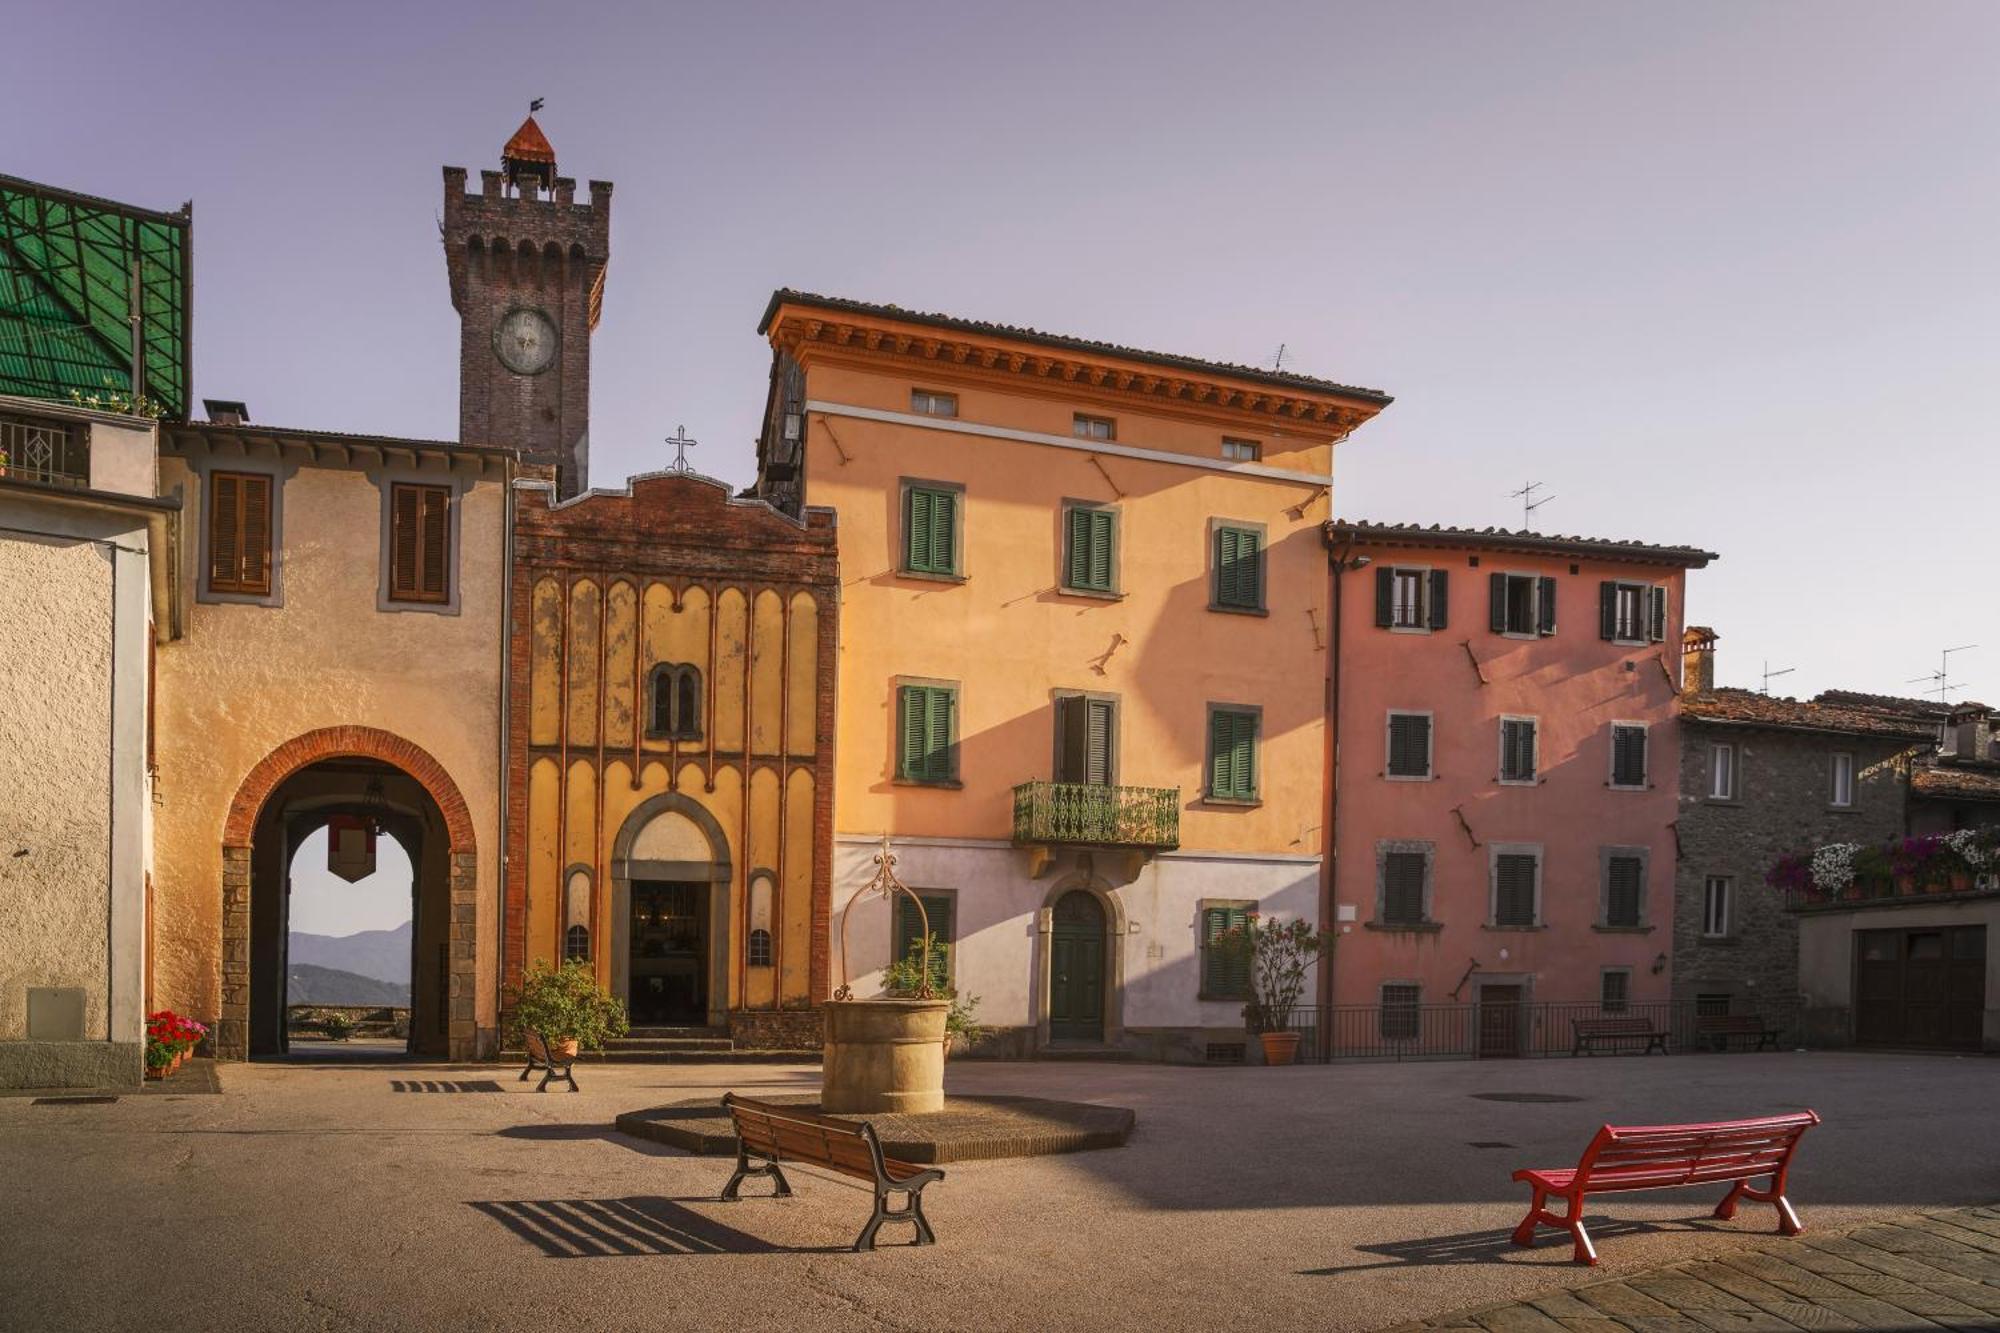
1011, 781, 1180, 850
0, 413, 90, 489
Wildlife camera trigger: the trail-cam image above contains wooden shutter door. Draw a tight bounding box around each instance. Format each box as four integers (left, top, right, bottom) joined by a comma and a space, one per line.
898, 686, 926, 779
1084, 698, 1114, 786
905, 488, 932, 570
1428, 569, 1449, 629
418, 486, 449, 600
930, 491, 956, 573
1536, 576, 1556, 634
1488, 573, 1507, 632
1648, 585, 1668, 642
1599, 582, 1618, 640
1088, 510, 1114, 589
1066, 508, 1092, 587
208, 472, 241, 589
1374, 566, 1394, 626
238, 475, 271, 593
925, 688, 953, 781
1055, 696, 1086, 783
1209, 709, 1234, 795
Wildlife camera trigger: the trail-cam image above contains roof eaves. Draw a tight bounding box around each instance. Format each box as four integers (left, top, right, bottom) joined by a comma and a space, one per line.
1326, 520, 1718, 569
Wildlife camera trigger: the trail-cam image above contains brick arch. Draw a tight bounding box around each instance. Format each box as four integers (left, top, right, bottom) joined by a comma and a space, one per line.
222, 725, 475, 853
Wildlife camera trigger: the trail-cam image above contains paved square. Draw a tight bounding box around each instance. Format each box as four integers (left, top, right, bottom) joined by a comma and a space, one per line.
2, 1051, 1994, 1332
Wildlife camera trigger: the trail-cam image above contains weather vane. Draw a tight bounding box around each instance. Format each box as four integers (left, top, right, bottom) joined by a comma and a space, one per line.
665, 425, 698, 473
530, 97, 544, 114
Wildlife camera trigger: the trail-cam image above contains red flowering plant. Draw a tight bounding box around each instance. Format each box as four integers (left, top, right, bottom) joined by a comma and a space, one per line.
1764, 853, 1816, 899
1889, 835, 1953, 888
145, 1010, 208, 1070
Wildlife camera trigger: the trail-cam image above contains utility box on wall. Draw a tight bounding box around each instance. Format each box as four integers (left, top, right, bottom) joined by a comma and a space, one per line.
26, 987, 87, 1042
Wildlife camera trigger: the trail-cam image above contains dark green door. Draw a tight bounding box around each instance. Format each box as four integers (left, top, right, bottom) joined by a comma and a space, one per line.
1049, 890, 1106, 1042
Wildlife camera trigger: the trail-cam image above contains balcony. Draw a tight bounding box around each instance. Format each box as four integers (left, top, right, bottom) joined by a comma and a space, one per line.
1011, 781, 1180, 852
0, 412, 90, 489
1779, 874, 2000, 913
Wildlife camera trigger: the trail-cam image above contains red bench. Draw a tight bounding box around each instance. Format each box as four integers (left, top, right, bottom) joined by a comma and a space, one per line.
1510, 1111, 1819, 1265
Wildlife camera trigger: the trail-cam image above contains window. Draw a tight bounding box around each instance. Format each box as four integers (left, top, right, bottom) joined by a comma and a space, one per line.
1207, 705, 1259, 801
1201, 903, 1251, 998
1610, 723, 1648, 788
1709, 742, 1736, 800
1830, 752, 1855, 807
1380, 983, 1421, 1040
1381, 851, 1428, 925
1376, 566, 1447, 631
1600, 580, 1667, 643
896, 682, 958, 784
389, 482, 452, 604
902, 482, 960, 576
564, 925, 590, 962
207, 470, 273, 595
1696, 992, 1732, 1017
1493, 851, 1539, 926
1489, 573, 1556, 636
1072, 413, 1115, 441
1062, 502, 1117, 593
910, 389, 957, 418
648, 664, 702, 740
746, 928, 772, 967
1386, 712, 1432, 779
893, 891, 954, 991
1499, 717, 1538, 783
1054, 695, 1116, 785
1600, 970, 1630, 1014
1211, 524, 1264, 611
1702, 876, 1731, 938
1604, 854, 1644, 927
1221, 437, 1261, 462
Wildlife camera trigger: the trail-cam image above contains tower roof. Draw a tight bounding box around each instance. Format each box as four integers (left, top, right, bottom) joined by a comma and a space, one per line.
502, 116, 556, 169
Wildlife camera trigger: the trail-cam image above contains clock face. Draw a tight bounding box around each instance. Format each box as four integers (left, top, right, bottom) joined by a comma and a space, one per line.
494, 307, 557, 375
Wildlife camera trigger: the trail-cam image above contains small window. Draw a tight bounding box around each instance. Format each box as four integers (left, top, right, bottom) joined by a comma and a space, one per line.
893, 891, 954, 991
1499, 717, 1538, 783
564, 924, 590, 962
1381, 852, 1427, 925
1696, 992, 1731, 1017
902, 483, 960, 576
1600, 969, 1630, 1014
1386, 712, 1432, 779
1830, 752, 1855, 808
1610, 723, 1648, 789
1062, 502, 1118, 593
1709, 742, 1736, 800
1376, 566, 1447, 631
910, 389, 957, 418
1207, 706, 1259, 801
1212, 524, 1263, 611
746, 929, 772, 967
1054, 695, 1117, 786
389, 482, 452, 604
648, 664, 703, 740
1702, 876, 1731, 938
897, 682, 958, 784
1605, 855, 1644, 927
1221, 438, 1261, 462
1201, 904, 1250, 998
1600, 580, 1668, 643
1072, 413, 1115, 441
1489, 573, 1556, 636
207, 470, 274, 595
1380, 983, 1421, 1040
1493, 852, 1538, 926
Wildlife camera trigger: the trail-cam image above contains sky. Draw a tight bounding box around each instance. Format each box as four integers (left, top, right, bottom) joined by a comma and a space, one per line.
12, 0, 1997, 705
287, 828, 413, 937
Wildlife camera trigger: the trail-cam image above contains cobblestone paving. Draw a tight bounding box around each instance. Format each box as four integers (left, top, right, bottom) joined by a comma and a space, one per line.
1384, 1204, 2000, 1332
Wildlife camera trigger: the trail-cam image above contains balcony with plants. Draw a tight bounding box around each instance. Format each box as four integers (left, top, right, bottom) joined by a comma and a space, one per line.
1767, 828, 2000, 911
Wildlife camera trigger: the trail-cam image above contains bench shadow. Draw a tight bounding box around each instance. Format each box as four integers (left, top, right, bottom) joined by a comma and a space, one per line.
468, 1196, 844, 1258
1299, 1216, 1707, 1275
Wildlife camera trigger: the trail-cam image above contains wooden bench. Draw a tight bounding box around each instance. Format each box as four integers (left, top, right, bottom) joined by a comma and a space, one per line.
1511, 1111, 1819, 1265
518, 1030, 578, 1093
1697, 1014, 1784, 1052
719, 1093, 945, 1252
1571, 1016, 1670, 1056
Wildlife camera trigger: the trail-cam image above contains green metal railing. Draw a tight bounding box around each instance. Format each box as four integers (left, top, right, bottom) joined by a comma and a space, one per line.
1011, 781, 1180, 850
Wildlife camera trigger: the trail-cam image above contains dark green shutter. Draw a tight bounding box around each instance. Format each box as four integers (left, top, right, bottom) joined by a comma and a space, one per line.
904, 487, 957, 574
1502, 719, 1535, 780
1084, 698, 1114, 785
1209, 708, 1256, 799
1537, 576, 1557, 635
1089, 510, 1114, 589
1202, 905, 1249, 996
1215, 526, 1261, 609
1374, 567, 1394, 627
1055, 696, 1086, 783
1599, 582, 1618, 640
1389, 713, 1430, 777
905, 489, 932, 571
895, 892, 954, 991
898, 684, 955, 782
1613, 725, 1646, 786
926, 688, 953, 780
1488, 573, 1507, 632
1428, 569, 1449, 630
1607, 857, 1642, 926
1496, 854, 1537, 925
1383, 853, 1425, 923
1648, 585, 1667, 642
1066, 506, 1115, 592
898, 686, 925, 778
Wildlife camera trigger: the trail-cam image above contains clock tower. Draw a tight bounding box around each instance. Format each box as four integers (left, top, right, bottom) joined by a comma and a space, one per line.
442, 116, 611, 499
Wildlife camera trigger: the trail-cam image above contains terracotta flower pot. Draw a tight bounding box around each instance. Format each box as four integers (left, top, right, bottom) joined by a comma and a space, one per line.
552, 1037, 580, 1061
145, 1064, 166, 1081
1259, 1031, 1301, 1067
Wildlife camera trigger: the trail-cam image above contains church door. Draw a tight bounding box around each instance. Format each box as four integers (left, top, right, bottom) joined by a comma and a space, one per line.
629, 882, 707, 1026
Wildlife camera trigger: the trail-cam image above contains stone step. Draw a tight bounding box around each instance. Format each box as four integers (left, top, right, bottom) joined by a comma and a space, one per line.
599, 1037, 734, 1053
577, 1048, 822, 1065
623, 1026, 729, 1040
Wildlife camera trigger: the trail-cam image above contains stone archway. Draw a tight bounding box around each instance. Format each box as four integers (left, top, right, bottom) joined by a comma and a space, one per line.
1034, 873, 1127, 1051
610, 792, 733, 1028
218, 726, 478, 1061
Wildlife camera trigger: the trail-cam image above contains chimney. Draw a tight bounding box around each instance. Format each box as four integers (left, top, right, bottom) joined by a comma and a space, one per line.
1681, 625, 1718, 696
202, 399, 249, 426
1944, 703, 1990, 759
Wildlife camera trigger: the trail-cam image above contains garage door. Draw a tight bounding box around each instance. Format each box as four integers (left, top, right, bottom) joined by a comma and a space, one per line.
1855, 926, 1986, 1050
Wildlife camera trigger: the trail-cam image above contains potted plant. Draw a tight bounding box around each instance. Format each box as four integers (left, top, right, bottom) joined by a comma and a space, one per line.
145, 1010, 206, 1079
1214, 913, 1327, 1067
883, 937, 986, 1057
509, 959, 629, 1060
320, 1011, 355, 1042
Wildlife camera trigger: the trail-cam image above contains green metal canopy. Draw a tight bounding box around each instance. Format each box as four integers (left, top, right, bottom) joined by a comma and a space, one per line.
0, 174, 191, 419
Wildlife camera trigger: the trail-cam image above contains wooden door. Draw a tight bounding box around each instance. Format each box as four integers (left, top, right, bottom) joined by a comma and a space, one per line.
1478, 984, 1523, 1058
1855, 926, 1987, 1050
1049, 891, 1106, 1042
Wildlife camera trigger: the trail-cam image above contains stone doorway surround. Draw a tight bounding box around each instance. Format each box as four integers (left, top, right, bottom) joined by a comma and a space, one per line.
1033, 872, 1126, 1051
218, 726, 478, 1062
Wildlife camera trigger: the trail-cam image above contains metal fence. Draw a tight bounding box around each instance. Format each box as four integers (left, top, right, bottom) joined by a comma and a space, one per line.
1011, 781, 1180, 849
1273, 999, 1802, 1062
0, 412, 89, 488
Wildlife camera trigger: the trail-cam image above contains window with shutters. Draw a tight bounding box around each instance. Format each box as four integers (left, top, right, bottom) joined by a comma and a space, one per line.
1210, 522, 1264, 612
205, 469, 275, 597
1380, 983, 1421, 1040
1829, 751, 1855, 808
1378, 848, 1430, 925
1609, 722, 1648, 789
1602, 852, 1645, 927
895, 681, 958, 784
1600, 969, 1631, 1014
1072, 413, 1115, 441
1489, 572, 1557, 637
1200, 902, 1252, 998
1385, 711, 1432, 779
1708, 742, 1737, 801
1491, 848, 1540, 927
1053, 694, 1117, 786
1206, 705, 1259, 802
1221, 437, 1261, 462
1498, 716, 1538, 784
1061, 501, 1118, 594
1702, 876, 1732, 938
648, 664, 703, 740
1600, 580, 1667, 644
388, 482, 452, 604
909, 389, 957, 418
892, 891, 954, 991
900, 480, 962, 578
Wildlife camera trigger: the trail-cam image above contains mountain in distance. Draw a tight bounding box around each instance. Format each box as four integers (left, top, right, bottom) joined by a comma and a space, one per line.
288, 920, 411, 986
287, 963, 411, 1007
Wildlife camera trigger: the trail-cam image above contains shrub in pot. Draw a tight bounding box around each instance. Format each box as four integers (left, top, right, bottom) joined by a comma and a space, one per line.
510, 959, 630, 1058
1212, 914, 1327, 1066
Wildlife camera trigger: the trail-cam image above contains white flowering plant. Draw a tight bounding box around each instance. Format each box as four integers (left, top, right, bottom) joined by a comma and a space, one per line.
1809, 843, 1862, 897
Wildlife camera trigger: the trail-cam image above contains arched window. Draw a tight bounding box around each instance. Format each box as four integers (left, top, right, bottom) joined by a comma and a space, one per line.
648, 664, 702, 740
565, 924, 591, 962
747, 929, 772, 967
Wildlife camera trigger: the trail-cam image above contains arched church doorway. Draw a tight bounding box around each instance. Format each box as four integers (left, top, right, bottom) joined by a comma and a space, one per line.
610, 794, 732, 1030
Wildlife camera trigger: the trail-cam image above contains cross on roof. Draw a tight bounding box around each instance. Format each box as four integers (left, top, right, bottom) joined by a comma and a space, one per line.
665, 425, 697, 473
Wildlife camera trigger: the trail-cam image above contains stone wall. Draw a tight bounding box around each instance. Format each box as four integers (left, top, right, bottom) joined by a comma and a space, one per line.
727, 1009, 824, 1051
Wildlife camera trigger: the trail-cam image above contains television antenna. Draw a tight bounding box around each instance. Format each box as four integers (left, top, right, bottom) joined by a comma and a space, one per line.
1271, 342, 1288, 372
1508, 481, 1553, 530
1907, 644, 1978, 702
1760, 661, 1795, 696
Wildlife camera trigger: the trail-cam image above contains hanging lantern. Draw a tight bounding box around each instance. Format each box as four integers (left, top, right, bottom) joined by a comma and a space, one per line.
326, 814, 377, 883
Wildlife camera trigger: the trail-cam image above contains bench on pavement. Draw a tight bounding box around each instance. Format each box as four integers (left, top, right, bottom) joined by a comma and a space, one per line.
1511, 1111, 1820, 1265
1570, 1016, 1670, 1056
719, 1092, 945, 1252
518, 1030, 578, 1093
1697, 1013, 1784, 1052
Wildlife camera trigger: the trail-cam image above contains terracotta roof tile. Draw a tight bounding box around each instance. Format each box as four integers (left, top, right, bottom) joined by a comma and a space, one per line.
1326, 520, 1717, 569
1681, 688, 1941, 740
503, 116, 556, 166
1913, 760, 2000, 803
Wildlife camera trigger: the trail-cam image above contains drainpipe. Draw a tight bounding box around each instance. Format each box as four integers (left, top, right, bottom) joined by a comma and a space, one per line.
1321, 538, 1371, 1040
495, 460, 515, 1053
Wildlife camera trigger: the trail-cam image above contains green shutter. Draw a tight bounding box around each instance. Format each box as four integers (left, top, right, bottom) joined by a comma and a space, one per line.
1428, 568, 1449, 629
1599, 582, 1618, 640
1066, 506, 1115, 591
1374, 567, 1394, 626
904, 487, 956, 574
1214, 526, 1261, 609
1202, 904, 1249, 997
1085, 698, 1114, 785
926, 687, 954, 781
896, 892, 954, 991
1210, 708, 1257, 800
898, 684, 956, 782
1537, 576, 1557, 635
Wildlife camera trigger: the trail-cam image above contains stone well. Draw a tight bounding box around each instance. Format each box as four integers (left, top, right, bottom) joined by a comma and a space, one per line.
819, 998, 949, 1115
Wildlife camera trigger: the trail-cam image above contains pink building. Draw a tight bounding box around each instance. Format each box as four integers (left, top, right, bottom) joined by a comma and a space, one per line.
1323, 522, 1715, 1052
